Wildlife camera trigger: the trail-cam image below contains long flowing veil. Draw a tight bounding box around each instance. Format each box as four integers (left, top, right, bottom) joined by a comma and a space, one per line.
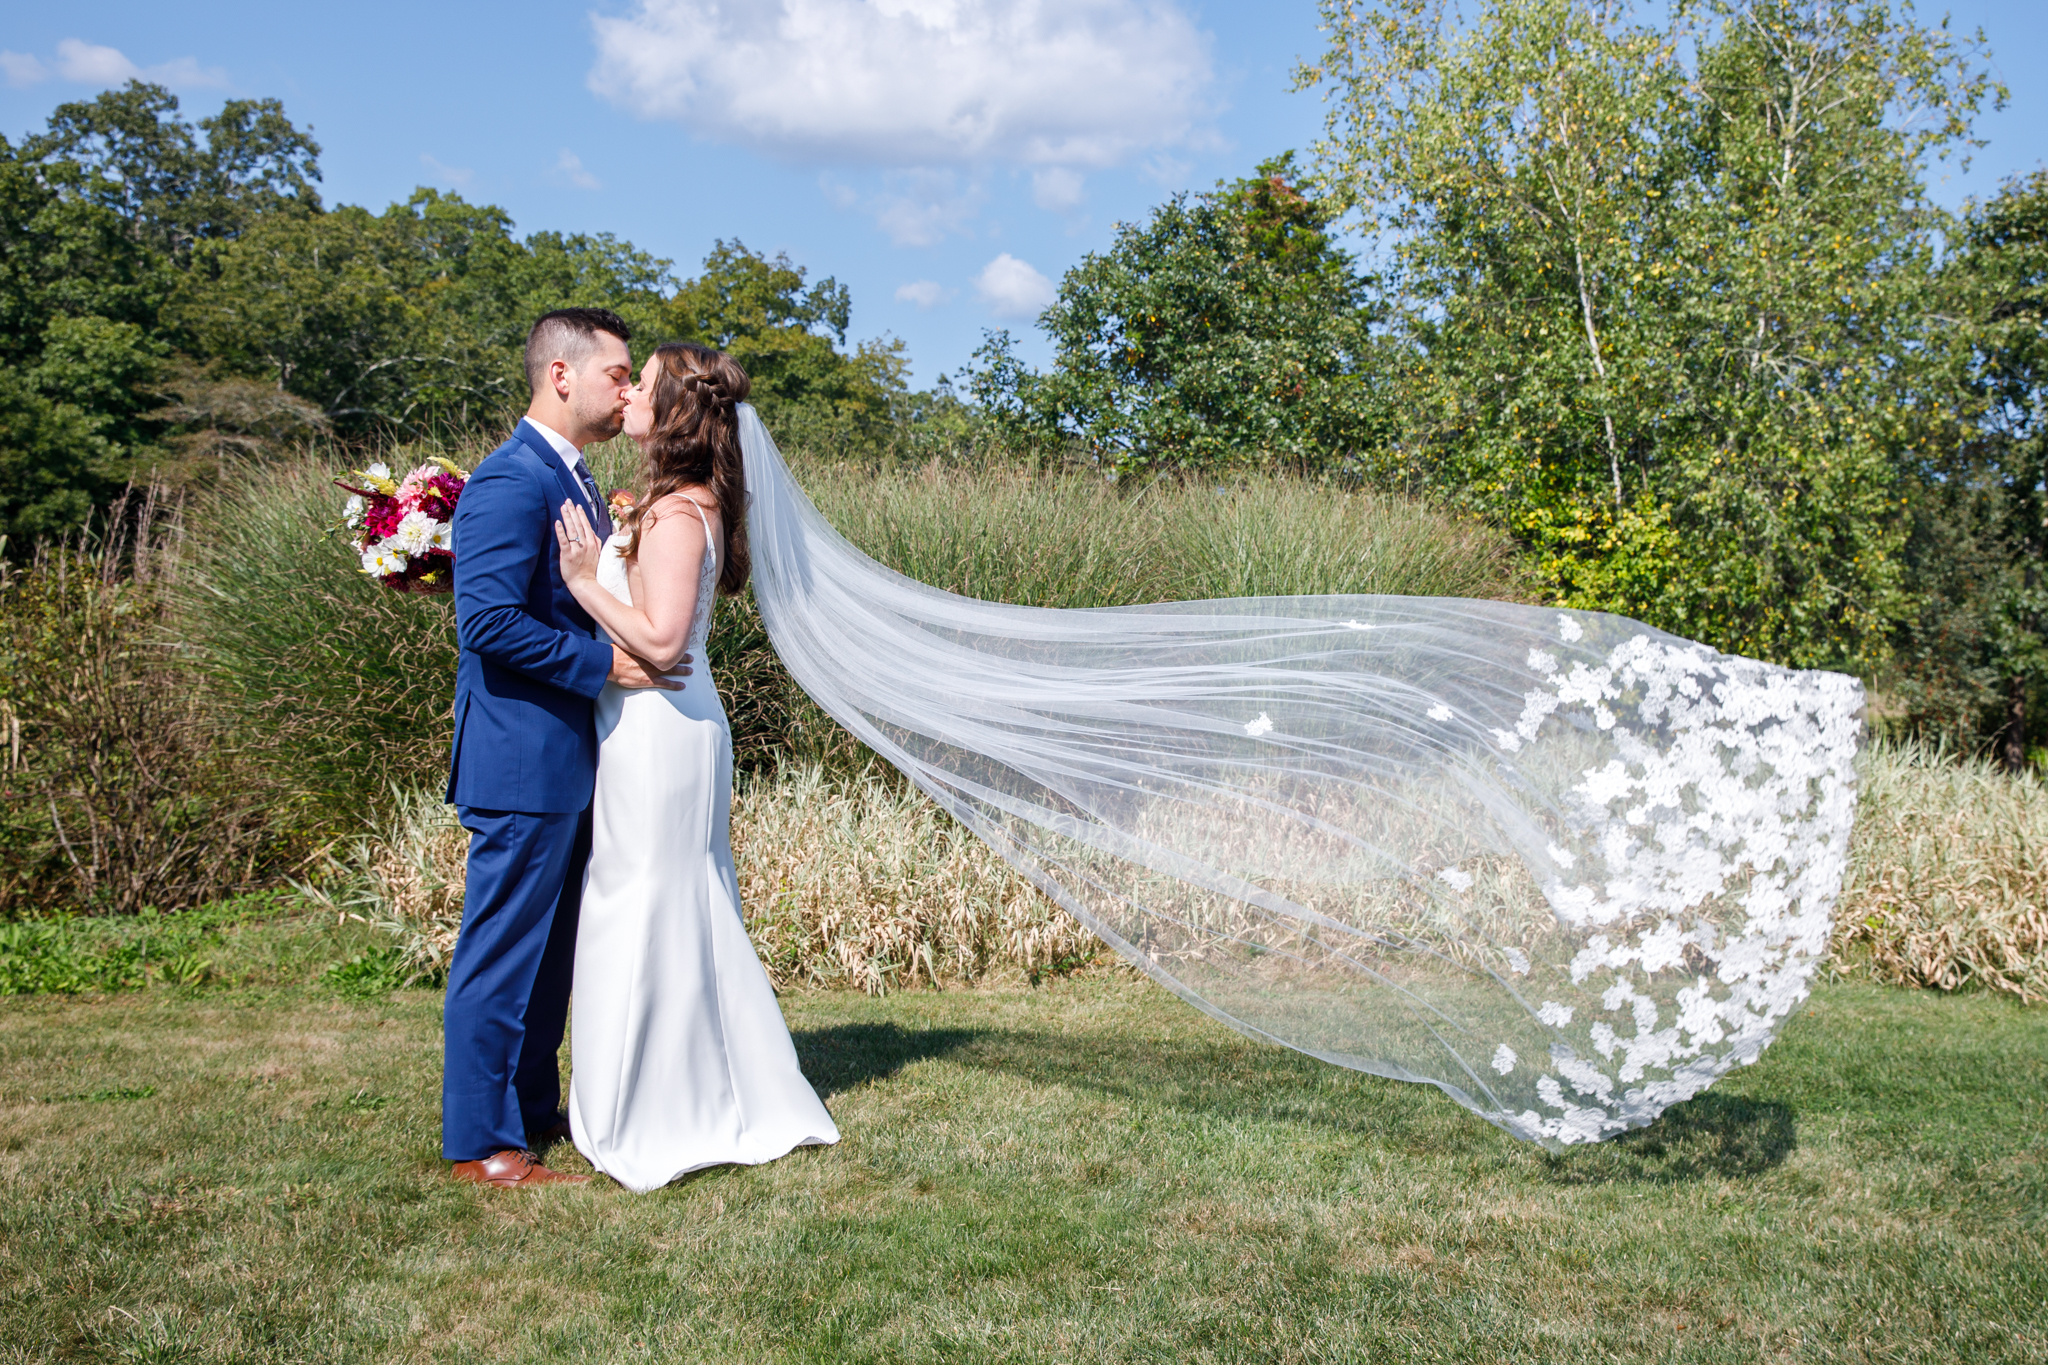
737, 405, 1862, 1146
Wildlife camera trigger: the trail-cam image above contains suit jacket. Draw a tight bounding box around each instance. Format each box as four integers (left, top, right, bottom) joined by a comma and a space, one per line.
445, 420, 615, 812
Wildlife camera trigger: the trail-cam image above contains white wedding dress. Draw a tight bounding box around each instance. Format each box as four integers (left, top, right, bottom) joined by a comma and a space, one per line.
568, 501, 839, 1192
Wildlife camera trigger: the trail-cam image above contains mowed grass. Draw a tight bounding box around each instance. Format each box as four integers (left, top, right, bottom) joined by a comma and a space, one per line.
0, 920, 2043, 1364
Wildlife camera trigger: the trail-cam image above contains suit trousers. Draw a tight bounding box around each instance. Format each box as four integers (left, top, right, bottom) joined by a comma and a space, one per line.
442, 804, 590, 1160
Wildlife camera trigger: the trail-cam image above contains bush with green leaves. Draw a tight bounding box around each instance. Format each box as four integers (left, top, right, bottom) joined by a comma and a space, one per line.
1886, 170, 2048, 760
971, 155, 1393, 477
1294, 0, 1997, 673
0, 503, 285, 917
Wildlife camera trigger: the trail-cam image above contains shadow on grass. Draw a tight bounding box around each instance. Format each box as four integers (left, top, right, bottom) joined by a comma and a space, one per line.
801, 1020, 1484, 1146
795, 1021, 1800, 1185
794, 1022, 986, 1099
1542, 1090, 1798, 1185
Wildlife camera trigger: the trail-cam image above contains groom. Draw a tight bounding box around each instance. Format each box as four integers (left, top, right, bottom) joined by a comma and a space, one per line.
441, 307, 682, 1188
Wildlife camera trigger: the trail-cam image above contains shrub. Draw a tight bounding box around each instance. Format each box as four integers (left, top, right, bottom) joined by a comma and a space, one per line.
0, 494, 284, 916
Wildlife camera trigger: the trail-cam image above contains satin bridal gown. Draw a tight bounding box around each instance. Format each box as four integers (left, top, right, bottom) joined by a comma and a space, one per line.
568, 502, 839, 1191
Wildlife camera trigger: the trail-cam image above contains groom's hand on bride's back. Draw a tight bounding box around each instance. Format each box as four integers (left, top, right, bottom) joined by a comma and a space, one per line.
609, 645, 688, 690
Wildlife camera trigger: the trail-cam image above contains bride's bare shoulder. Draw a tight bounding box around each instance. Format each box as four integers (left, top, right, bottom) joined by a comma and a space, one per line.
640, 488, 720, 531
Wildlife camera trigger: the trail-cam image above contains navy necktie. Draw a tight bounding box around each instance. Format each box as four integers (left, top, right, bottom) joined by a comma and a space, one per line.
572, 460, 614, 539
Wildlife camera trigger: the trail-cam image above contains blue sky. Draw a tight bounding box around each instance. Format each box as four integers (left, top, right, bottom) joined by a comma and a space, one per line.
2, 1, 2043, 387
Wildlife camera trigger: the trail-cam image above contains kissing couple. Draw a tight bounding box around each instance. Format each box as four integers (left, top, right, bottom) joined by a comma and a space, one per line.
440, 308, 838, 1191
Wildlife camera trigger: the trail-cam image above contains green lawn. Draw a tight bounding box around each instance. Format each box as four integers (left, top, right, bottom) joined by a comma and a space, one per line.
1, 910, 2043, 1363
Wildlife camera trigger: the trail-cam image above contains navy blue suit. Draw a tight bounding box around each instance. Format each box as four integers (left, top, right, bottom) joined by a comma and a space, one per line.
442, 419, 614, 1160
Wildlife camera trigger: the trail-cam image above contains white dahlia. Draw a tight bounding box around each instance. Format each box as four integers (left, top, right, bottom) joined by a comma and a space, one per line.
361, 545, 407, 577
390, 510, 437, 555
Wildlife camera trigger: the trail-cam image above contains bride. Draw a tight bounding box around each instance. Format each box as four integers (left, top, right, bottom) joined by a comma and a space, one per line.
552, 342, 838, 1192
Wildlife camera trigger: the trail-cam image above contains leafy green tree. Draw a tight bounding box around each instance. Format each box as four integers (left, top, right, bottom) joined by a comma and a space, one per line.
1891, 171, 2048, 761
0, 83, 322, 534
0, 373, 111, 540
1298, 0, 1997, 669
0, 137, 168, 359
0, 82, 908, 533
663, 239, 907, 449
22, 81, 321, 258
168, 205, 410, 426
971, 155, 1391, 476
171, 190, 679, 435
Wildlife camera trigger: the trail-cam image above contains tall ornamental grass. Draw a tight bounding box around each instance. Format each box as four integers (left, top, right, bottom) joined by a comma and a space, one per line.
170, 449, 470, 835
779, 457, 1529, 606
1834, 743, 2048, 1002
305, 764, 1097, 994
321, 742, 2048, 1002
175, 442, 1529, 826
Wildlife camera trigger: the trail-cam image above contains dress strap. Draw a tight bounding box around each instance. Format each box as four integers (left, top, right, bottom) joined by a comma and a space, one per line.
679, 496, 717, 569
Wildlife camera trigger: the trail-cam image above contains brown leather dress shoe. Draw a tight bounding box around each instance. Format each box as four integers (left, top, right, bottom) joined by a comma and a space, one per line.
450, 1149, 589, 1188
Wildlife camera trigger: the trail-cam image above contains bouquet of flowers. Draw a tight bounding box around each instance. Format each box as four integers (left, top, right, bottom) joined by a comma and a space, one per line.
336, 458, 469, 592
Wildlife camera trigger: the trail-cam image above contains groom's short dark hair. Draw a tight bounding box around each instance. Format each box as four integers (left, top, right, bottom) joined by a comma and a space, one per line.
525, 308, 633, 394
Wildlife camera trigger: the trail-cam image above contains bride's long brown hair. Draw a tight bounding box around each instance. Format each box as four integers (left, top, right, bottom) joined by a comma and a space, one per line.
621, 342, 750, 595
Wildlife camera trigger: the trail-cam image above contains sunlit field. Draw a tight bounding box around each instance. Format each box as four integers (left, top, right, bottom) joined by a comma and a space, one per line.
1, 904, 2042, 1364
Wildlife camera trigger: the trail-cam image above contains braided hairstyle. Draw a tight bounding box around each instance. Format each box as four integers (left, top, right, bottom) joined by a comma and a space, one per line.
621, 342, 751, 595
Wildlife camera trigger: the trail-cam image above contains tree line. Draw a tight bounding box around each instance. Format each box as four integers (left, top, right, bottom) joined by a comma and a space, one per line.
0, 81, 909, 540
3, 0, 2045, 762
972, 0, 2047, 762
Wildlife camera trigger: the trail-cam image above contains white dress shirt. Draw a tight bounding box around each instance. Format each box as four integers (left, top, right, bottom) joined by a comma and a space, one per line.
520, 416, 585, 471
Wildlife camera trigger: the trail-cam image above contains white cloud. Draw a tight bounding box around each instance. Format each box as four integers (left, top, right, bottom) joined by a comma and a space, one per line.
139, 56, 230, 88
1031, 167, 1085, 212
52, 39, 225, 89
819, 176, 861, 210
871, 170, 982, 246
556, 150, 602, 190
419, 154, 476, 190
895, 280, 951, 308
588, 0, 1212, 168
0, 52, 48, 87
974, 253, 1055, 317
55, 39, 140, 84
1141, 152, 1193, 187
822, 169, 983, 246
